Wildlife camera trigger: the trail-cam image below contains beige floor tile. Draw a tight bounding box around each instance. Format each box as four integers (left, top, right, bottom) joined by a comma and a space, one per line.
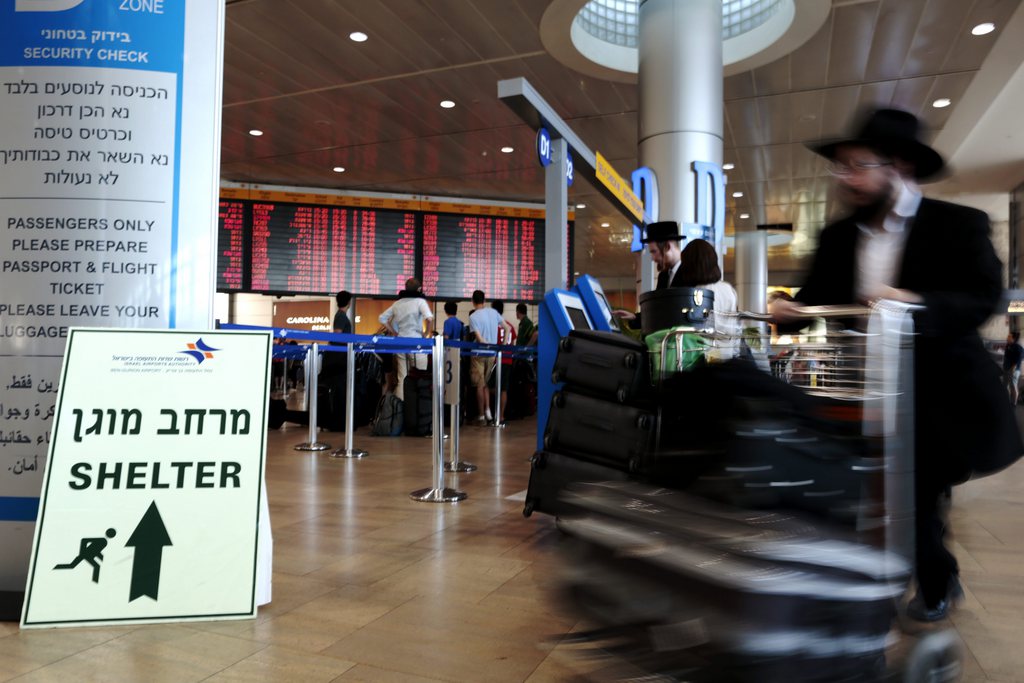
0, 627, 130, 681
330, 663, 451, 682
8, 417, 1024, 682
205, 645, 356, 682
304, 545, 437, 587
9, 627, 263, 682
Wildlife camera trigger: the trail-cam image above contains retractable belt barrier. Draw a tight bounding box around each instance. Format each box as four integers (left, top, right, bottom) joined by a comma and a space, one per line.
219, 324, 536, 504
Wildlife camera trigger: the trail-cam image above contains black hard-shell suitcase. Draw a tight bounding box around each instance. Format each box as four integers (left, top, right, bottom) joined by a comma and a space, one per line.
523, 451, 630, 518
402, 375, 432, 436
544, 390, 658, 473
690, 418, 882, 525
552, 330, 652, 404
556, 481, 909, 682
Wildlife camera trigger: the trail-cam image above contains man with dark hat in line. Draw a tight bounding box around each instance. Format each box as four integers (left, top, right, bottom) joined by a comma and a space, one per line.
773, 107, 1022, 622
645, 220, 688, 290
614, 221, 688, 326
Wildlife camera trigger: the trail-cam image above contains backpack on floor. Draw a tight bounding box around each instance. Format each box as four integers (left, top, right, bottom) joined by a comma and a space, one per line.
370, 392, 404, 437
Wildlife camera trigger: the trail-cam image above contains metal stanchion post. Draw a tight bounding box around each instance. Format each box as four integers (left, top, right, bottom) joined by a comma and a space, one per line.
331, 342, 368, 459
411, 334, 466, 503
295, 342, 331, 452
445, 375, 476, 472
492, 349, 505, 428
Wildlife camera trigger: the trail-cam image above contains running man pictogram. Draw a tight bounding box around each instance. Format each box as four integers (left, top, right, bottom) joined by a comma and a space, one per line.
53, 528, 116, 583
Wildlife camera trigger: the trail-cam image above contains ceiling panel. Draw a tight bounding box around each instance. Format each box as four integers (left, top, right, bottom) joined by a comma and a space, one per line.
220, 0, 1023, 283
863, 0, 926, 82
826, 1, 880, 86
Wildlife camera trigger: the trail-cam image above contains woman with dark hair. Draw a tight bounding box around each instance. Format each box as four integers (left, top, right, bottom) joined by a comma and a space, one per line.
677, 239, 738, 358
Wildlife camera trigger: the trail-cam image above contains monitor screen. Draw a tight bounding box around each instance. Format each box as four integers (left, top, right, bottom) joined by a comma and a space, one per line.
597, 293, 619, 330
566, 305, 591, 331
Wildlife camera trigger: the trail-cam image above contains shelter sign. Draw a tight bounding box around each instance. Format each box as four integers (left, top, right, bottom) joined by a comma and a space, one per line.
22, 329, 270, 628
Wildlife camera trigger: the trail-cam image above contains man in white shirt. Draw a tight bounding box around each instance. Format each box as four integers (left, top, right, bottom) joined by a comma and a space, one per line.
468, 289, 512, 425
379, 278, 433, 401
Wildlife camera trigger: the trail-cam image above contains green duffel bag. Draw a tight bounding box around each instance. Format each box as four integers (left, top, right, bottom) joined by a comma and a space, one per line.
646, 327, 708, 380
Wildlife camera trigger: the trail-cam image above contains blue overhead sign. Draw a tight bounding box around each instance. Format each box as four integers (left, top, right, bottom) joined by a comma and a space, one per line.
536, 127, 552, 167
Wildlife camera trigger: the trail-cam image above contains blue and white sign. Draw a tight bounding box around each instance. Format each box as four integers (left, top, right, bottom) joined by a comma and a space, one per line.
536, 127, 551, 167
566, 152, 574, 187
0, 0, 225, 598
630, 166, 659, 253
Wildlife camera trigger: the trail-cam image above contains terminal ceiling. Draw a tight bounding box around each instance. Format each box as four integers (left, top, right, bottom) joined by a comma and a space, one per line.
220, 0, 1024, 284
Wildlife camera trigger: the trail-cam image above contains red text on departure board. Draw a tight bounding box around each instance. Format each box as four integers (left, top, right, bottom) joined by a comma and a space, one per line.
249, 202, 415, 296
422, 213, 543, 300
216, 200, 245, 291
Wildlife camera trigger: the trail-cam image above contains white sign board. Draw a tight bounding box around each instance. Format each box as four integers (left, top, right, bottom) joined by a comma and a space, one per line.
0, 0, 225, 593
22, 329, 270, 628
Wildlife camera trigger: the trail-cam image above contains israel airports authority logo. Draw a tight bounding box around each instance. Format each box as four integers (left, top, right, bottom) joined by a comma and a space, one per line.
179, 338, 220, 364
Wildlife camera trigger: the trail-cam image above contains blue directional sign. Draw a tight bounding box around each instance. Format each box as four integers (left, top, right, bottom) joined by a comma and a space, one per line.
537, 127, 552, 167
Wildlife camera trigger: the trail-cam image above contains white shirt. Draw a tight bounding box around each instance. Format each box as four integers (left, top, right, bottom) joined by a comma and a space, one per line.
855, 180, 921, 302
379, 296, 433, 338
703, 280, 739, 360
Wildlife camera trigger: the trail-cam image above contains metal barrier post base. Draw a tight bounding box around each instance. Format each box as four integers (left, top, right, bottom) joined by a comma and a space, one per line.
330, 447, 368, 459
444, 461, 477, 473
409, 487, 467, 503
295, 442, 331, 452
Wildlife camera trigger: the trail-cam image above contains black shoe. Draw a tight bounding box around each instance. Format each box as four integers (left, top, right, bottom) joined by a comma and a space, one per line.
907, 576, 963, 623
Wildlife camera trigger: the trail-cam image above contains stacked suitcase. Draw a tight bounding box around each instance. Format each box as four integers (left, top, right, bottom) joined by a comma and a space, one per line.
555, 480, 911, 683
523, 330, 658, 518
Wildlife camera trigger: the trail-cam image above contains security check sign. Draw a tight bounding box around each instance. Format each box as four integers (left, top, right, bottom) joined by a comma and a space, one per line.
22, 329, 271, 628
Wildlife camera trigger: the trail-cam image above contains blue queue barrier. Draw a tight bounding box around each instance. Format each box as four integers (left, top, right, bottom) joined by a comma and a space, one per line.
219, 324, 536, 504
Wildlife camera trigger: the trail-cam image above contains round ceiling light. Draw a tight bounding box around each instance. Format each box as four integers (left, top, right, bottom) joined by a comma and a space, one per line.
439, 100, 455, 109
248, 129, 263, 137
332, 166, 345, 173
349, 31, 368, 42
500, 146, 514, 153
540, 0, 829, 82
971, 22, 995, 36
932, 98, 952, 108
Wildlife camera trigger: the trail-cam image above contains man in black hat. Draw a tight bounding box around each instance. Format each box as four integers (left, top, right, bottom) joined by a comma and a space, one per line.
774, 108, 1021, 622
643, 221, 687, 290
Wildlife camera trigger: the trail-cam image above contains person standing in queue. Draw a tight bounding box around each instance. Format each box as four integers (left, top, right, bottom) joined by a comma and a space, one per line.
333, 290, 353, 336
469, 290, 513, 425
442, 301, 464, 340
614, 221, 687, 326
516, 303, 536, 346
491, 300, 516, 425
771, 107, 1022, 622
379, 278, 433, 402
645, 220, 687, 290
676, 239, 739, 360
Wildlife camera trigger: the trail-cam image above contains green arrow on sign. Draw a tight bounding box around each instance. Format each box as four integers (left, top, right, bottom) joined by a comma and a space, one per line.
126, 501, 172, 602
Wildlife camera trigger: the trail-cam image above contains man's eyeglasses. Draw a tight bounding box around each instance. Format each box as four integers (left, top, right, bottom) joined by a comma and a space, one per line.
825, 160, 892, 176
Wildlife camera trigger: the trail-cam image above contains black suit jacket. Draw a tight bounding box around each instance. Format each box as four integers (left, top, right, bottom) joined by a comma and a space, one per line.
656, 266, 687, 290
796, 198, 1021, 481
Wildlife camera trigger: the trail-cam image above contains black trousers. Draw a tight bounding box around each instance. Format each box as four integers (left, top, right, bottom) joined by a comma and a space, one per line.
914, 468, 958, 607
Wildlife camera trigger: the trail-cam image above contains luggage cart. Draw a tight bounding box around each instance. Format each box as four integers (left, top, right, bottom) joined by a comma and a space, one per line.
555, 302, 964, 682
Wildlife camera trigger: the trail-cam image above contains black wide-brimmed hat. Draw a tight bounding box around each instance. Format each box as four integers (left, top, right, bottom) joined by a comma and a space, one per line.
641, 220, 684, 244
810, 108, 945, 181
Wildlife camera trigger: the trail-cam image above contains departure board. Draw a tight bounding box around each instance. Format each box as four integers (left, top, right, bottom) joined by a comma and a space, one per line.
216, 199, 246, 291
249, 203, 417, 295
422, 213, 545, 300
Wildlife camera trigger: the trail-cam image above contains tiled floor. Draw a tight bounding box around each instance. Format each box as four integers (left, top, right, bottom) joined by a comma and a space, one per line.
2, 416, 1023, 682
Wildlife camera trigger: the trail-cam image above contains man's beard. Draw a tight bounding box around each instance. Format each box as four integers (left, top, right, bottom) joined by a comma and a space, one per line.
846, 191, 892, 224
